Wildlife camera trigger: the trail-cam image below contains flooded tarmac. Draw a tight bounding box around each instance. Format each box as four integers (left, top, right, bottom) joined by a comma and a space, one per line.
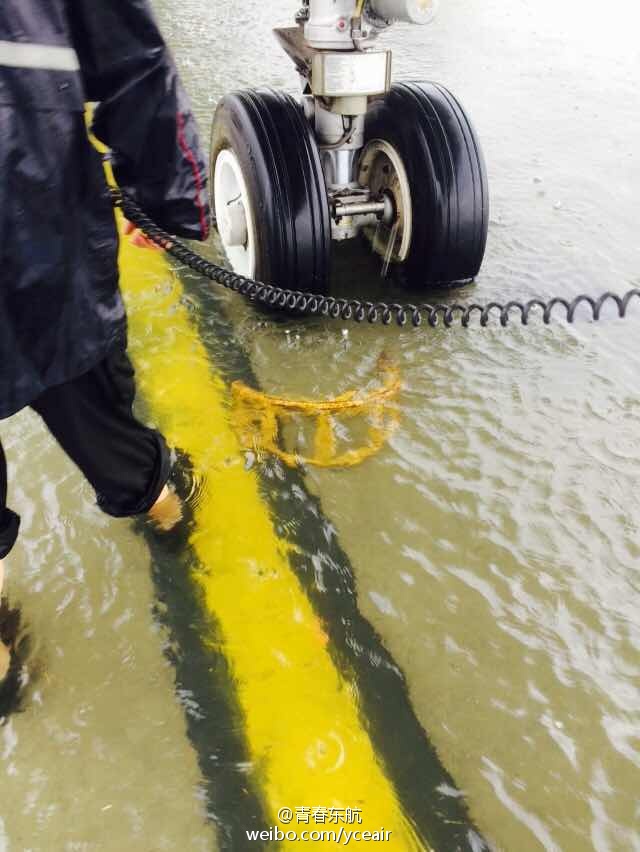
1, 0, 639, 850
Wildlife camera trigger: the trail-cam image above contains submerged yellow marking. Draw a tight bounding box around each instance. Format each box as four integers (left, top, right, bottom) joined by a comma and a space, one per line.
117, 227, 426, 849
231, 356, 401, 469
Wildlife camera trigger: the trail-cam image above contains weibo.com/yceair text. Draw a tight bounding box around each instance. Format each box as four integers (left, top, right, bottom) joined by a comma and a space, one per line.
246, 807, 392, 844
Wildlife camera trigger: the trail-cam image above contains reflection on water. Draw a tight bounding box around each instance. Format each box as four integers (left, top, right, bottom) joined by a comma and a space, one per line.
1, 0, 639, 850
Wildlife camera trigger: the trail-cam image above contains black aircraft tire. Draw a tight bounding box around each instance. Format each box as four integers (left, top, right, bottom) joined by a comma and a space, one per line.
364, 81, 489, 287
210, 88, 331, 294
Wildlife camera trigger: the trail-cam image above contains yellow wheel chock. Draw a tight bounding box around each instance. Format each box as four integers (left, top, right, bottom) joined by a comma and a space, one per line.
231, 356, 401, 468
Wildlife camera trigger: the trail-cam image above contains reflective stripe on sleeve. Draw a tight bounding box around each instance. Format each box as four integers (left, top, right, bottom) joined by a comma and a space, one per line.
0, 40, 80, 72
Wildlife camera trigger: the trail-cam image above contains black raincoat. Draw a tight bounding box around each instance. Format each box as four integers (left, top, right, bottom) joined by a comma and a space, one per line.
0, 0, 210, 419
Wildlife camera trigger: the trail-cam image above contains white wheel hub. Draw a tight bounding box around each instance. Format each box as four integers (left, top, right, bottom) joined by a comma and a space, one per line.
219, 197, 247, 248
213, 148, 256, 278
357, 139, 413, 264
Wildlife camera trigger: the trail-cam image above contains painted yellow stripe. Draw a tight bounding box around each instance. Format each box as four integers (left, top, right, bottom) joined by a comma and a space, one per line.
117, 218, 426, 849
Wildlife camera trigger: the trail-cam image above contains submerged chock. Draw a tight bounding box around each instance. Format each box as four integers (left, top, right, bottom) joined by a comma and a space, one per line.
231, 357, 401, 468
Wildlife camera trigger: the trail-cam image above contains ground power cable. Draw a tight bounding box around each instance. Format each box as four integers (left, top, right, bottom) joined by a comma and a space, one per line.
114, 190, 640, 329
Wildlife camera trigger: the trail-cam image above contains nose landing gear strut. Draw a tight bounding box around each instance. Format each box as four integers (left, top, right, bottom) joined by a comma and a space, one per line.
210, 0, 489, 293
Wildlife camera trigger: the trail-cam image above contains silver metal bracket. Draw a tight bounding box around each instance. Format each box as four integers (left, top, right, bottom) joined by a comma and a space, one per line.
273, 27, 391, 99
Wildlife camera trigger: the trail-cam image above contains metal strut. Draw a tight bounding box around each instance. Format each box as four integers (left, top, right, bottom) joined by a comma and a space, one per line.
113, 190, 640, 329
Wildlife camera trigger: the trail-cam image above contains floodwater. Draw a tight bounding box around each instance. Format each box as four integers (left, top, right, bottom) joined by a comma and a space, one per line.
1, 0, 639, 850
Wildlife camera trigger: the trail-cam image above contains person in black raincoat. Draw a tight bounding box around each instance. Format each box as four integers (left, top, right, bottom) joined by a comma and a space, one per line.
0, 0, 210, 607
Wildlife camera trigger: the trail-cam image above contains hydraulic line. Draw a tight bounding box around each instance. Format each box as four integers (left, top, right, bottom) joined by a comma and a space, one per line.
319, 116, 356, 151
113, 189, 640, 329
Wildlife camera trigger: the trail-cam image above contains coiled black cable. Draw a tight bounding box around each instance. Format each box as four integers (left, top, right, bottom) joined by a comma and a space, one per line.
113, 190, 640, 329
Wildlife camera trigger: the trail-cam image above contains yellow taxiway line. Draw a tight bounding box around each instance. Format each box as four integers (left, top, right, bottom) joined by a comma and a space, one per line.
117, 219, 427, 849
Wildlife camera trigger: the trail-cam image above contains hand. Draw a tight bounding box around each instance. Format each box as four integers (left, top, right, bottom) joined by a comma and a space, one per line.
122, 218, 168, 251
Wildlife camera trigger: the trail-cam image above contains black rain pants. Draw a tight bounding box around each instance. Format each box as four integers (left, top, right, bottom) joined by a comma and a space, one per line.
0, 348, 170, 559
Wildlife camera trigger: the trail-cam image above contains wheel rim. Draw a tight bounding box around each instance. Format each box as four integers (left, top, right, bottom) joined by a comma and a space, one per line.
357, 139, 413, 264
213, 148, 257, 278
